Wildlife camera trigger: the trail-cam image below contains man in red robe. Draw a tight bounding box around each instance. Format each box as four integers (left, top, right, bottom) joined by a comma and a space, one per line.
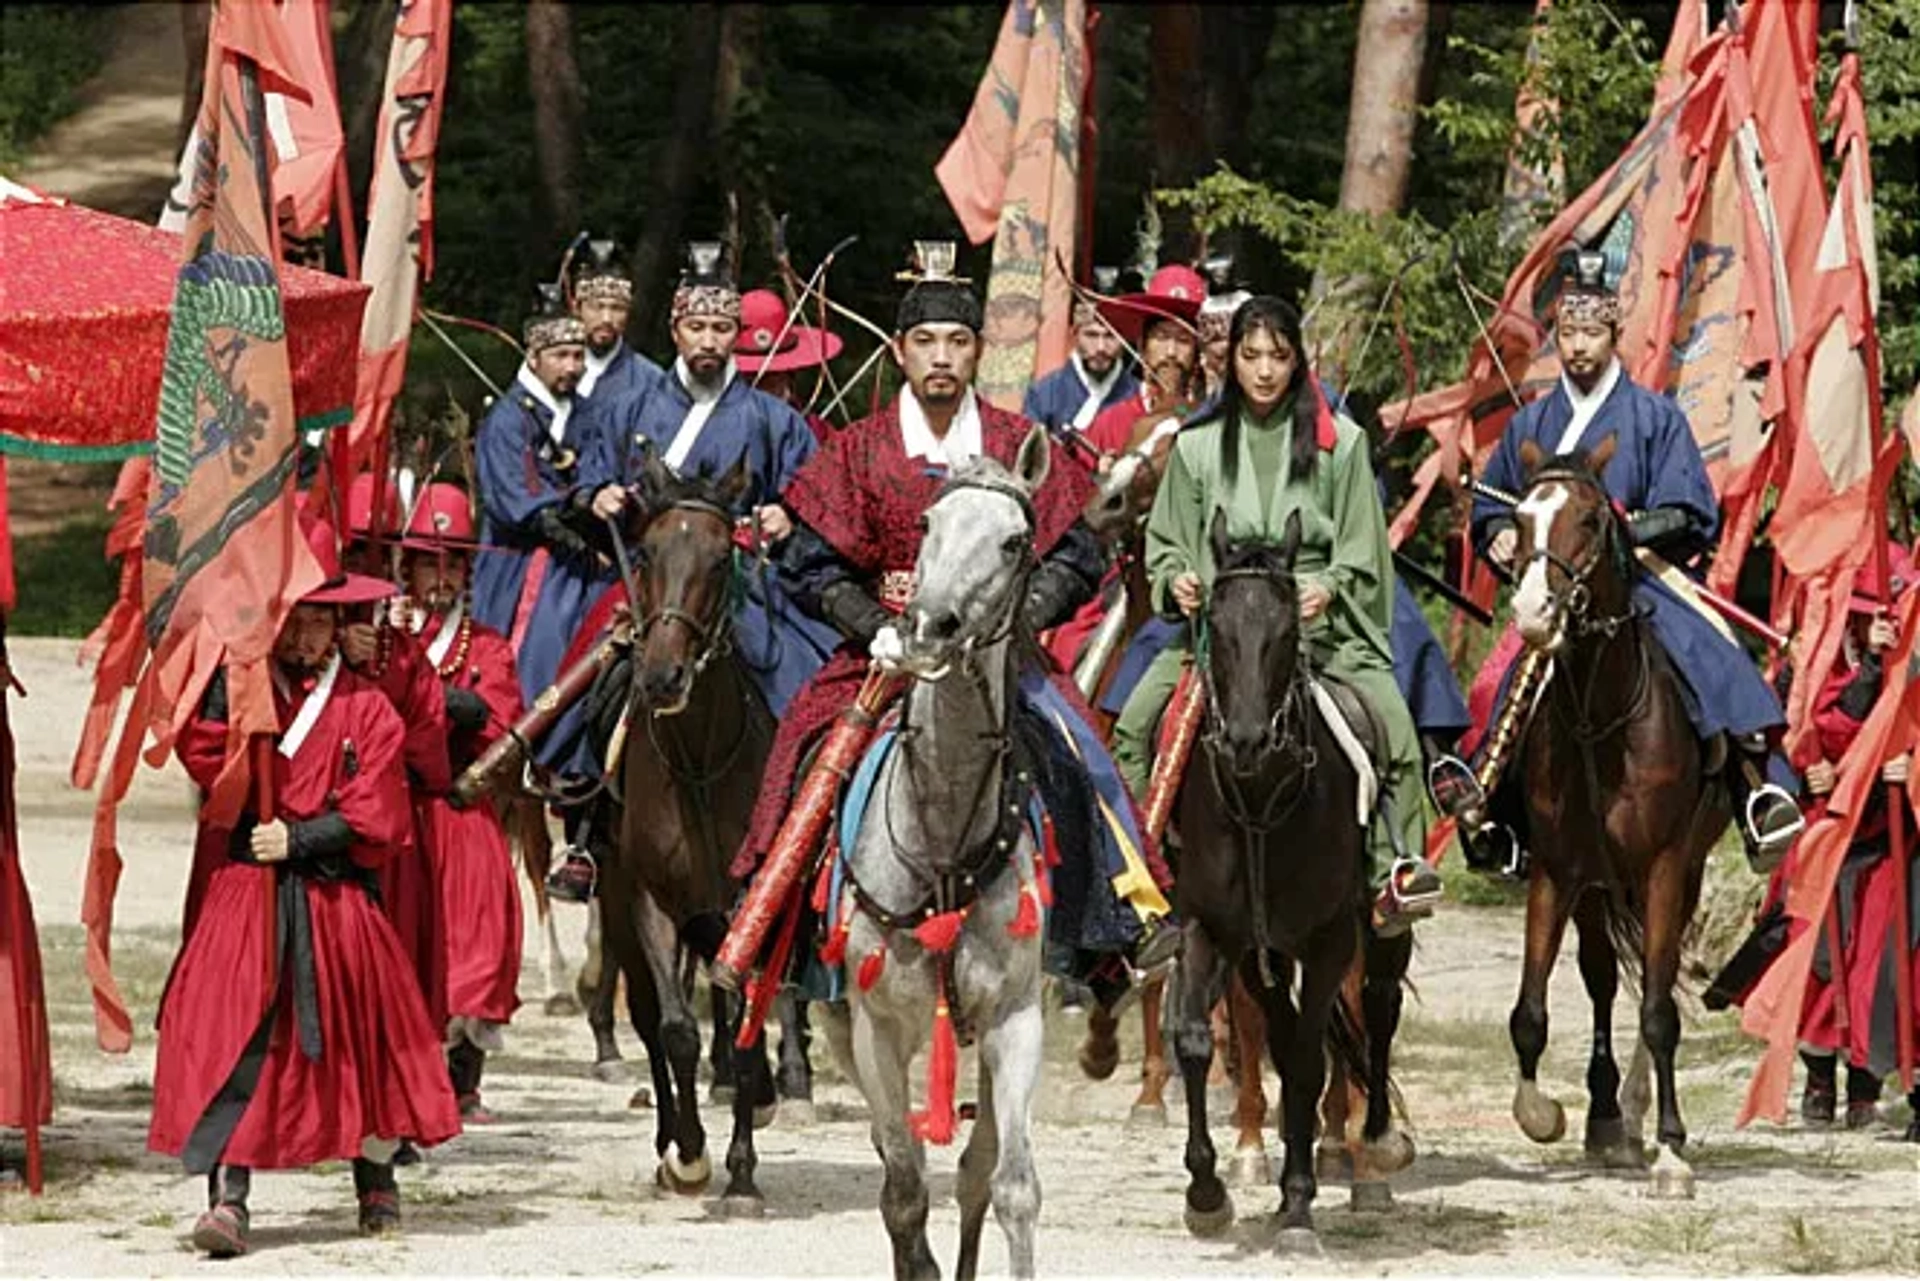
149, 516, 461, 1258
740, 242, 1177, 1005
1082, 264, 1206, 458
397, 484, 527, 1123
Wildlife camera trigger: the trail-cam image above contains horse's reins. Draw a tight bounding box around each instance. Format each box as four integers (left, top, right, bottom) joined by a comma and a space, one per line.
1199, 565, 1320, 989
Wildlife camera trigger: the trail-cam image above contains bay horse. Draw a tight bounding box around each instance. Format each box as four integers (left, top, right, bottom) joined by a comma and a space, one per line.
1172, 510, 1412, 1249
825, 429, 1055, 1281
599, 451, 779, 1212
1502, 436, 1725, 1195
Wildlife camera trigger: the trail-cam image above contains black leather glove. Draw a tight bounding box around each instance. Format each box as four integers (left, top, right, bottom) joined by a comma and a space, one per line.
201, 668, 230, 723
1022, 563, 1082, 634
534, 504, 595, 563
288, 812, 355, 861
1627, 506, 1692, 551
820, 580, 891, 646
444, 686, 489, 732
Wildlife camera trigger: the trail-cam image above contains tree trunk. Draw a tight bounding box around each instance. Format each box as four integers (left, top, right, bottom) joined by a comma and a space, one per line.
1308, 0, 1431, 381
177, 0, 211, 153
526, 0, 586, 248
711, 4, 763, 272
1148, 3, 1206, 270
1194, 6, 1277, 269
628, 4, 726, 345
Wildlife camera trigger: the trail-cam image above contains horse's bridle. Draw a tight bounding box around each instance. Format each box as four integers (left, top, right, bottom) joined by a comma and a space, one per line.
905, 473, 1039, 681
633, 498, 739, 685
1516, 467, 1638, 641
1200, 565, 1316, 794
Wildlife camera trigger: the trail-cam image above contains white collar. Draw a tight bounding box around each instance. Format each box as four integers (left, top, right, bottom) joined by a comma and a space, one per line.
1553, 358, 1622, 455
898, 387, 983, 467
418, 599, 467, 668
579, 340, 624, 397
275, 651, 342, 760
673, 356, 737, 405
1071, 352, 1121, 402
514, 364, 573, 444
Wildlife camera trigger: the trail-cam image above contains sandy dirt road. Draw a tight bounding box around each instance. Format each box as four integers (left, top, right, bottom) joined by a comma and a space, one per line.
2, 636, 1916, 1277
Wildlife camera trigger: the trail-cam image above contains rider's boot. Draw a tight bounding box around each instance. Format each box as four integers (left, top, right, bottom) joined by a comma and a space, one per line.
1369, 790, 1442, 939
545, 806, 600, 904
1725, 734, 1804, 872
1800, 1050, 1837, 1126
191, 1164, 252, 1258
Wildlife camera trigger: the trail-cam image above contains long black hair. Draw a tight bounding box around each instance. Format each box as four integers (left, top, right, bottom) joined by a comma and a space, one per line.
1209, 295, 1318, 490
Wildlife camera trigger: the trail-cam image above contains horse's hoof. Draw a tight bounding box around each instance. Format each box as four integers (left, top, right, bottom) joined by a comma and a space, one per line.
716, 1191, 766, 1220
655, 1151, 712, 1196
752, 1102, 778, 1130
1183, 1194, 1236, 1239
1077, 1022, 1120, 1082
1228, 1146, 1271, 1188
544, 992, 583, 1017
1350, 1180, 1393, 1214
1276, 1226, 1325, 1257
1315, 1141, 1353, 1183
778, 1099, 817, 1128
1647, 1147, 1695, 1200
1584, 1116, 1644, 1169
1364, 1127, 1417, 1175
1513, 1081, 1567, 1144
628, 1086, 653, 1110
1126, 1101, 1168, 1130
593, 1058, 627, 1084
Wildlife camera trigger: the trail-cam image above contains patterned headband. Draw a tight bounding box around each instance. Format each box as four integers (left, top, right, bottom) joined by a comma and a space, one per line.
1557, 289, 1621, 328
672, 283, 741, 324
524, 314, 589, 353
576, 275, 632, 306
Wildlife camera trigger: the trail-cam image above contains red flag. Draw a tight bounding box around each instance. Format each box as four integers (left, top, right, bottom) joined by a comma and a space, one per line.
159, 0, 344, 240
79, 0, 327, 1050
935, 0, 1091, 409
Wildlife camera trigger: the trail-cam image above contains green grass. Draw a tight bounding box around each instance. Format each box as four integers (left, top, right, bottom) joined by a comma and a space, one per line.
9, 510, 118, 638
0, 5, 107, 168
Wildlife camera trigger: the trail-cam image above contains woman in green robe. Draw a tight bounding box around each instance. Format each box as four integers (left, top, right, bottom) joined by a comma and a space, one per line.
1112, 295, 1441, 934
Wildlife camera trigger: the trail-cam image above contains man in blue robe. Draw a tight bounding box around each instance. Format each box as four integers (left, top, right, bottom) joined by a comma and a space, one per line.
571, 241, 662, 408
1021, 274, 1138, 433
1426, 253, 1802, 872
471, 302, 610, 715
538, 244, 838, 901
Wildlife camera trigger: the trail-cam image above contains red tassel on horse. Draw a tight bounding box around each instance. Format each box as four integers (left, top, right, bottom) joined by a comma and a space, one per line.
1007, 885, 1040, 939
856, 946, 887, 992
819, 904, 852, 967
913, 909, 967, 954
1032, 845, 1054, 908
808, 834, 839, 914
908, 996, 960, 1145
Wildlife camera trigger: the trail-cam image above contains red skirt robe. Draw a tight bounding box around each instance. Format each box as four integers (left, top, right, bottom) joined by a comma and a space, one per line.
414, 616, 525, 1026
149, 665, 461, 1170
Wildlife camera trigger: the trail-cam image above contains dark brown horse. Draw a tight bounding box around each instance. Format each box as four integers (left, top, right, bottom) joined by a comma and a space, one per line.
1171, 511, 1409, 1250
597, 451, 779, 1213
1503, 436, 1727, 1196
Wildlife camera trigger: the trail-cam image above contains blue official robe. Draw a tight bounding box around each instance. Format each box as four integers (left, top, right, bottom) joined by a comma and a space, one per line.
586, 365, 839, 716
577, 340, 661, 408
1472, 367, 1787, 753
1022, 357, 1139, 432
472, 373, 611, 717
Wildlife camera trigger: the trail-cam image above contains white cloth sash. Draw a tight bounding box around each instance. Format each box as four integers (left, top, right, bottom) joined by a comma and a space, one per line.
278, 651, 342, 760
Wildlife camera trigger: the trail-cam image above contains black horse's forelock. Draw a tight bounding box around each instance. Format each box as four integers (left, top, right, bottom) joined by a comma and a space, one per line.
1215, 537, 1297, 582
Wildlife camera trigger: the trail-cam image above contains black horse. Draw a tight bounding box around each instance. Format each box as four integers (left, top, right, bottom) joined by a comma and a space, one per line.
595, 453, 780, 1213
1170, 510, 1411, 1250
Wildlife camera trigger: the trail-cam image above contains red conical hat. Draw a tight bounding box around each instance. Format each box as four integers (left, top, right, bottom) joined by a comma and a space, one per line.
299, 512, 396, 606
401, 482, 477, 551
734, 288, 844, 374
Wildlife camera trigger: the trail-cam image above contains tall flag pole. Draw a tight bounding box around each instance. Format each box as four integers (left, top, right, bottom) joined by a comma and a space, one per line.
935, 0, 1092, 411
79, 0, 325, 1050
1495, 0, 1564, 254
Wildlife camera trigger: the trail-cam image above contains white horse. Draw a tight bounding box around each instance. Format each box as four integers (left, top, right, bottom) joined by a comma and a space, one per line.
824, 428, 1054, 1281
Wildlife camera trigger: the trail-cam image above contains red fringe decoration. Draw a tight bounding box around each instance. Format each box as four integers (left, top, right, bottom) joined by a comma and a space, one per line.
1007, 885, 1040, 939
908, 995, 960, 1145
913, 909, 967, 954
1032, 845, 1054, 908
735, 890, 803, 1050
856, 946, 887, 992
818, 906, 851, 967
